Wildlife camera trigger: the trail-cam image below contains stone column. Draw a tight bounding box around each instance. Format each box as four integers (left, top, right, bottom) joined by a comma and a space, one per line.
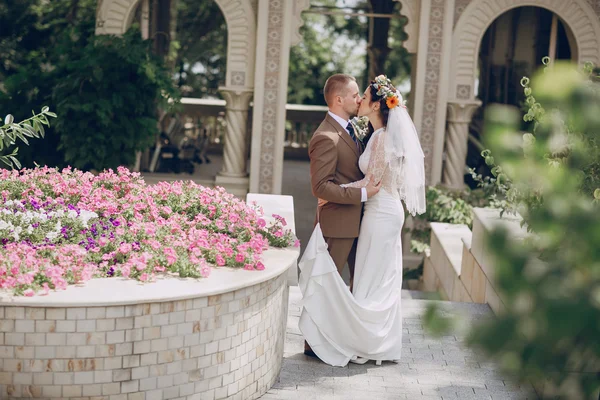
215, 87, 254, 197
442, 100, 481, 189
249, 0, 309, 194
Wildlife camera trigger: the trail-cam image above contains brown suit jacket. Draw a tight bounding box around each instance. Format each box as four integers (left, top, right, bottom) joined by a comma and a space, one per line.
309, 113, 365, 238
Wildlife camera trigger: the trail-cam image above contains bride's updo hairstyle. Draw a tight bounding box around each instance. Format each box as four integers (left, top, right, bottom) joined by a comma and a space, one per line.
366, 75, 401, 138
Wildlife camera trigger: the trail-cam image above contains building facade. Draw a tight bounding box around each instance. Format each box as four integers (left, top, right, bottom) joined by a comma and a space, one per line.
95, 0, 600, 194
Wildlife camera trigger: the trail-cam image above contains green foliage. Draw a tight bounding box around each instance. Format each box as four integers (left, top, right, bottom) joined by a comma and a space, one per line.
53, 28, 179, 170
288, 0, 411, 105
0, 0, 96, 168
0, 108, 56, 168
382, 5, 411, 90
407, 186, 490, 256
469, 59, 600, 218
174, 0, 227, 97
425, 62, 600, 399
0, 0, 178, 170
288, 7, 364, 105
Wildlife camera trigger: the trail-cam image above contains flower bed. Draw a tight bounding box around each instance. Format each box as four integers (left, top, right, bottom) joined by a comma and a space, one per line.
0, 167, 297, 296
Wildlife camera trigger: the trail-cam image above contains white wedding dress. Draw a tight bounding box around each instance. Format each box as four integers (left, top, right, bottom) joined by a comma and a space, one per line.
299, 127, 405, 367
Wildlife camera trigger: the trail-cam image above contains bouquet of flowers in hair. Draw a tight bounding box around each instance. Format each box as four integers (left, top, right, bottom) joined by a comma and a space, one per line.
372, 74, 407, 109
350, 116, 370, 142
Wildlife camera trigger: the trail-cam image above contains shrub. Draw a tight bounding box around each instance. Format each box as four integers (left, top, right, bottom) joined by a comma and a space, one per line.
425, 62, 600, 399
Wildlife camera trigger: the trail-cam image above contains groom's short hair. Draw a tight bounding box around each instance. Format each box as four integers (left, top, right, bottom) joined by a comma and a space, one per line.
324, 74, 356, 106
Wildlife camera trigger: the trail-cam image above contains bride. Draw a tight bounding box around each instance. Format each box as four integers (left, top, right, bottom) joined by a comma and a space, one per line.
299, 75, 426, 367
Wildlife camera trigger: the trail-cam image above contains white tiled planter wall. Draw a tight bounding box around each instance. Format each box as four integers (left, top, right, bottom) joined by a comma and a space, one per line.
0, 193, 298, 400
0, 271, 289, 400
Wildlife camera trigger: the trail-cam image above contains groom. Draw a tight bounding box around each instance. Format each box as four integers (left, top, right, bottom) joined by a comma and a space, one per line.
304, 74, 380, 358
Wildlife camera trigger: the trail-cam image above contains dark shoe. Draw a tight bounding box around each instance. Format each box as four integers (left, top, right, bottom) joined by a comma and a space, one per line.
304, 340, 318, 358
303, 349, 318, 358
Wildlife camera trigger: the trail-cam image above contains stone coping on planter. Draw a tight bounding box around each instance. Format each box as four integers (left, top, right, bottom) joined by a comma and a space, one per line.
424, 222, 473, 302
0, 248, 299, 308
429, 222, 472, 277
471, 207, 527, 280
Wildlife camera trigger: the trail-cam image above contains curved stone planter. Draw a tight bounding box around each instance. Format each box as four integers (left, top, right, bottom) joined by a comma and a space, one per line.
0, 245, 299, 400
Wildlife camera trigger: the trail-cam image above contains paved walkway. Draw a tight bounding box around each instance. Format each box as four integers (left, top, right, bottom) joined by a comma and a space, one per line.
261, 287, 538, 400
143, 157, 539, 400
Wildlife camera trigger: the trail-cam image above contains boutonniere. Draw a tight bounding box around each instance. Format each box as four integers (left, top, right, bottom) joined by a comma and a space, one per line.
350, 116, 369, 142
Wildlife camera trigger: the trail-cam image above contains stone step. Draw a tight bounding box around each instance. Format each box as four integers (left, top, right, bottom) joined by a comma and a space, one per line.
422, 222, 474, 302
401, 289, 442, 300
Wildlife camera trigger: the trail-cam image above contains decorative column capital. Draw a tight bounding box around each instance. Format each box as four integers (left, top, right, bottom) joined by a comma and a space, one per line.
446, 100, 482, 123
218, 87, 254, 111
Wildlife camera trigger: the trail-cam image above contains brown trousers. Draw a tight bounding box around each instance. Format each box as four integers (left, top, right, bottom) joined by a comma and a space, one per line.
304, 235, 357, 354
323, 236, 357, 287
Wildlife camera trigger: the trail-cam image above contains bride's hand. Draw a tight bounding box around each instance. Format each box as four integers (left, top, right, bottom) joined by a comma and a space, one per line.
317, 198, 329, 207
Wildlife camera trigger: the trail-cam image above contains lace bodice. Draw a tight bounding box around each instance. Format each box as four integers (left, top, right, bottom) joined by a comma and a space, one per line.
342, 128, 399, 196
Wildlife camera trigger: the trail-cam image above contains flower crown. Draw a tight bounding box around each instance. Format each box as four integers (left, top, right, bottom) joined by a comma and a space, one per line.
371, 75, 405, 110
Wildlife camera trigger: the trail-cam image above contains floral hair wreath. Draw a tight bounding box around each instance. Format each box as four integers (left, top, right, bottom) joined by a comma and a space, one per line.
371, 74, 406, 110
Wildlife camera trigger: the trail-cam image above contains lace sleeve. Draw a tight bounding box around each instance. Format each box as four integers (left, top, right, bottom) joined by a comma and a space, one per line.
341, 131, 387, 188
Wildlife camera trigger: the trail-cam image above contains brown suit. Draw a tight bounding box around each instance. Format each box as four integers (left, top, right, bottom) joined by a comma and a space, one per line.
308, 113, 365, 279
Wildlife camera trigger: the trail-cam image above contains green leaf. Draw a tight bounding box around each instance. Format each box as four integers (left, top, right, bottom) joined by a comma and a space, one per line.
8, 155, 21, 169
21, 124, 36, 137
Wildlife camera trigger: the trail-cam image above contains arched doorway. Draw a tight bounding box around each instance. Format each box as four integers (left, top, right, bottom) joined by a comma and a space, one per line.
96, 0, 255, 195
443, 0, 600, 188
466, 6, 576, 183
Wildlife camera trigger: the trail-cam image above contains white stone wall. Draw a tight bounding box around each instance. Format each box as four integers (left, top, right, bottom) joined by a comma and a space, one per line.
0, 273, 288, 400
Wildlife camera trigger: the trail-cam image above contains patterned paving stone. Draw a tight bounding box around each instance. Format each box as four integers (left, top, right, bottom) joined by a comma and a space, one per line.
259, 286, 539, 400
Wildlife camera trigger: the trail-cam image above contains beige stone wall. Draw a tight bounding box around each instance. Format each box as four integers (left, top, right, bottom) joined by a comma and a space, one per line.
0, 274, 288, 400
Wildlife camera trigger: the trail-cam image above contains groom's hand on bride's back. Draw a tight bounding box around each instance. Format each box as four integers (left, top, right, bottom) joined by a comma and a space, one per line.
366, 174, 381, 198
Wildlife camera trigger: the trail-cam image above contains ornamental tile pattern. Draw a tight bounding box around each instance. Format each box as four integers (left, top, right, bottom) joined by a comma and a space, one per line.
258, 1, 284, 194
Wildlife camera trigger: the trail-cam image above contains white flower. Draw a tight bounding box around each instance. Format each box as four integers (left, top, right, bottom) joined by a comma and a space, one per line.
46, 231, 59, 241
67, 209, 78, 219
79, 210, 98, 228
11, 226, 22, 241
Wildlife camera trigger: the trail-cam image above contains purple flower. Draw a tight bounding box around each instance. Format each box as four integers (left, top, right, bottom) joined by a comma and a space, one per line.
107, 267, 115, 277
